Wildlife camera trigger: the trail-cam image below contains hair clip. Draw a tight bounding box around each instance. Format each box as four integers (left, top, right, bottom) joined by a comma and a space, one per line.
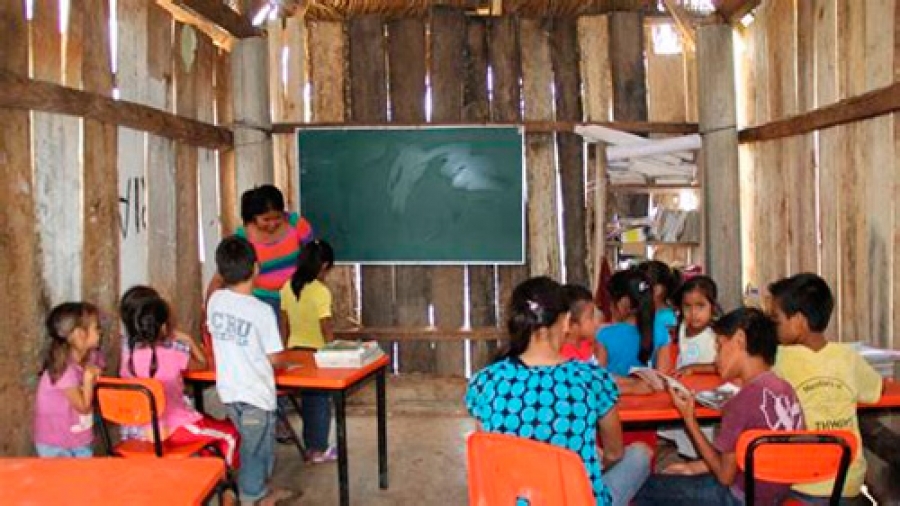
526, 299, 541, 314
638, 281, 649, 293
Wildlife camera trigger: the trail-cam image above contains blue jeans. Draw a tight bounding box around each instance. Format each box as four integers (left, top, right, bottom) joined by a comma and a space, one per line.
602, 443, 653, 506
227, 402, 276, 502
35, 444, 93, 458
301, 392, 332, 451
789, 490, 871, 506
635, 473, 743, 506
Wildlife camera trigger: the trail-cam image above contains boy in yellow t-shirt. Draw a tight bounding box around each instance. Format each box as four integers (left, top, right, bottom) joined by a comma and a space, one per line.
769, 273, 882, 504
280, 239, 337, 463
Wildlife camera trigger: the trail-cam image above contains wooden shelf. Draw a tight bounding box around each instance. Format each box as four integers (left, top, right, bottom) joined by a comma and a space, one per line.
609, 185, 700, 192
606, 241, 700, 246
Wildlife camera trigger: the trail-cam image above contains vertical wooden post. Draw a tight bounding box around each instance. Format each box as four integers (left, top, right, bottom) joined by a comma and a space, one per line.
196, 35, 220, 288
82, 0, 120, 333
430, 6, 467, 377
0, 0, 43, 456
551, 19, 587, 286
464, 17, 500, 372
174, 23, 202, 335
216, 49, 237, 235
388, 17, 434, 374
489, 16, 528, 326
698, 24, 741, 309
350, 16, 395, 360
232, 0, 273, 191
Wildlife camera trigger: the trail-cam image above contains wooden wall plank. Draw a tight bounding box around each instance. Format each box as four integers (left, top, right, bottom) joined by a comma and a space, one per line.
388, 17, 434, 374
0, 0, 43, 456
196, 34, 220, 288
894, 0, 900, 350
309, 20, 357, 333
520, 19, 560, 281
577, 15, 612, 289
117, 0, 149, 294
216, 49, 237, 235
609, 11, 647, 121
81, 0, 119, 324
33, 0, 83, 303
815, 0, 840, 339
794, 0, 818, 274
350, 15, 395, 363
174, 23, 202, 335
552, 19, 588, 286
146, 5, 177, 300
267, 20, 289, 195
281, 17, 305, 210
489, 16, 528, 328
231, 29, 272, 190
464, 17, 500, 372
430, 6, 467, 377
646, 21, 688, 123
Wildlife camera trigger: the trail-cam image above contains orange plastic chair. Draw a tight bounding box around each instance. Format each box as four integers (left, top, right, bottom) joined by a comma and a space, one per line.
467, 432, 596, 506
736, 429, 858, 506
95, 377, 216, 459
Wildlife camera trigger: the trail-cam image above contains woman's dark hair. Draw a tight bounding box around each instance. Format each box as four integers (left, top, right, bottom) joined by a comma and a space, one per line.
125, 296, 171, 378
497, 276, 568, 362
290, 239, 335, 298
239, 184, 286, 224
41, 302, 100, 383
712, 307, 778, 365
563, 284, 594, 323
637, 260, 681, 306
607, 268, 656, 364
674, 275, 722, 323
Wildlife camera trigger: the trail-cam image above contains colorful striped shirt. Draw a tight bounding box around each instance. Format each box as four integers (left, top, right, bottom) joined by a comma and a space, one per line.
237, 212, 314, 304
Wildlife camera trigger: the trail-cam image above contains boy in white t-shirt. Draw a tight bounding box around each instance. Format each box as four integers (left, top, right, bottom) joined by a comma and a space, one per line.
207, 236, 293, 505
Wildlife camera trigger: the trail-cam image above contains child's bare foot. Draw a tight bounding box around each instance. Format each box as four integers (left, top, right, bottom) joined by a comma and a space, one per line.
257, 488, 299, 506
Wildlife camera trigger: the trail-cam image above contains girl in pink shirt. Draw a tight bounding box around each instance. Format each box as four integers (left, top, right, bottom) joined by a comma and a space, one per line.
120, 293, 240, 469
34, 302, 102, 457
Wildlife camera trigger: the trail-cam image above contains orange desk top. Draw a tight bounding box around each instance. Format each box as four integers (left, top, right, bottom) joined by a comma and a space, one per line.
618, 375, 900, 424
183, 349, 390, 390
0, 457, 225, 505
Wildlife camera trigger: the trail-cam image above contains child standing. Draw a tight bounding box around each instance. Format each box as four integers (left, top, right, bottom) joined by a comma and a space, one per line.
560, 284, 603, 363
120, 293, 240, 469
280, 239, 337, 463
207, 236, 294, 505
769, 273, 882, 504
33, 302, 102, 458
635, 308, 805, 506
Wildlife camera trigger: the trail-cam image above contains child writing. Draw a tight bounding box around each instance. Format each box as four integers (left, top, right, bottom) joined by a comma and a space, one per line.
635, 308, 805, 506
33, 302, 102, 458
120, 293, 240, 469
769, 273, 883, 504
467, 276, 651, 506
207, 236, 294, 505
280, 239, 337, 463
560, 284, 603, 364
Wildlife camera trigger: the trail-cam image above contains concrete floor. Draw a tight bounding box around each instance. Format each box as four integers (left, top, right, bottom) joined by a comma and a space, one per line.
269, 414, 476, 506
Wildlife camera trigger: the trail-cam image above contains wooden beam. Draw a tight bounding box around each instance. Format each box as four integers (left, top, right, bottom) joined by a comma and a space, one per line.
713, 0, 761, 23
178, 0, 260, 38
660, 0, 696, 52
0, 71, 232, 149
273, 120, 699, 135
738, 82, 900, 143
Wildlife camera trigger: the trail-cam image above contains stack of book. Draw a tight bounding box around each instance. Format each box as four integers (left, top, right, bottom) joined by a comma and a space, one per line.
314, 340, 384, 369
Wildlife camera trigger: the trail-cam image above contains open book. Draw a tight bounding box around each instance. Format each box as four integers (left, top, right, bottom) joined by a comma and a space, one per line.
629, 367, 740, 410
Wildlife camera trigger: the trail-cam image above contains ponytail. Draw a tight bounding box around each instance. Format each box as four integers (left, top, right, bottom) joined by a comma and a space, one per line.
127, 297, 169, 378
290, 239, 334, 299
496, 276, 568, 363
607, 269, 657, 365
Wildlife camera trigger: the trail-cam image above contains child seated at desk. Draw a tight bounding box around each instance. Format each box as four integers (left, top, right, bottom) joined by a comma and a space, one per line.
634, 308, 804, 506
769, 273, 883, 505
119, 291, 240, 470
560, 284, 603, 363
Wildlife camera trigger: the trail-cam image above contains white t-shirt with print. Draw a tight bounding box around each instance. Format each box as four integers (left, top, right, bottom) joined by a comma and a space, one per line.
676, 324, 717, 369
207, 289, 283, 411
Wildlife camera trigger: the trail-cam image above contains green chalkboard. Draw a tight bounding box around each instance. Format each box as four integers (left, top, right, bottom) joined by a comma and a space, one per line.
298, 127, 524, 264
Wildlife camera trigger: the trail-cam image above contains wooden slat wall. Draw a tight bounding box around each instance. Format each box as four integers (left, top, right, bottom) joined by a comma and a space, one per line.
0, 0, 43, 455
739, 0, 897, 347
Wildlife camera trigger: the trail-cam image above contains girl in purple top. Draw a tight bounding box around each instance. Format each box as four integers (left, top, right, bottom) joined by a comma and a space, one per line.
635, 307, 805, 506
33, 302, 102, 458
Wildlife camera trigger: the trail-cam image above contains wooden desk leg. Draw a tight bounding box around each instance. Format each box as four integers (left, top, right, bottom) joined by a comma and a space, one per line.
334, 390, 349, 506
377, 366, 388, 489
193, 383, 205, 413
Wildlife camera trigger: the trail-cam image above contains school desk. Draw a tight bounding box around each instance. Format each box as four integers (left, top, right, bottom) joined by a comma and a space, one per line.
618, 374, 900, 425
0, 457, 225, 505
183, 349, 390, 506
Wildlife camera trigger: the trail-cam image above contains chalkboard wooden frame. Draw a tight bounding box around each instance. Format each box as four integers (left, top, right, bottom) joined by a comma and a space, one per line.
297, 126, 525, 265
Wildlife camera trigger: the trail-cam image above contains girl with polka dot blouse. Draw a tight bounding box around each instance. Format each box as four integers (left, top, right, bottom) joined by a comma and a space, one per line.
466, 276, 652, 506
